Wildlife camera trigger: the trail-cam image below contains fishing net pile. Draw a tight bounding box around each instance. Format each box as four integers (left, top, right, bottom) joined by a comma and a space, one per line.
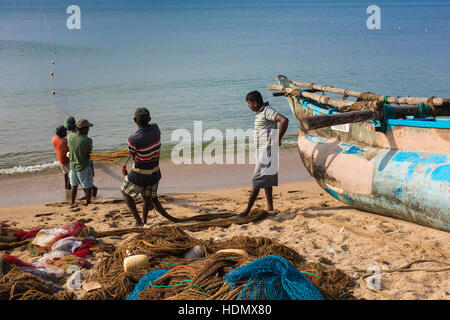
0, 221, 113, 300
0, 265, 75, 300
1, 213, 354, 300
84, 225, 354, 300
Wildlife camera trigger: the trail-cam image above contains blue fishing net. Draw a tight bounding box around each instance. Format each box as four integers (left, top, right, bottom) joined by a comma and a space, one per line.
126, 269, 169, 300
224, 255, 323, 300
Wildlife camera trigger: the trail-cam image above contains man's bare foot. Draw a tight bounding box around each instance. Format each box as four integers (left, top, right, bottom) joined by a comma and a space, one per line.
93, 186, 98, 197
133, 218, 144, 227
237, 211, 249, 218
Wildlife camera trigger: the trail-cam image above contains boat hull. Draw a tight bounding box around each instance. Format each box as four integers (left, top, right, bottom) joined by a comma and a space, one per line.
297, 134, 449, 232
274, 77, 450, 231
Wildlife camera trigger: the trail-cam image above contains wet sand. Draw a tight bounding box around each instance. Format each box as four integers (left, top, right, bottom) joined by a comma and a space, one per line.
0, 148, 310, 207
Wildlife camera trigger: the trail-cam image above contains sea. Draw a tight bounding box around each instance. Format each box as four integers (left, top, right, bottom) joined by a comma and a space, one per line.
0, 0, 449, 175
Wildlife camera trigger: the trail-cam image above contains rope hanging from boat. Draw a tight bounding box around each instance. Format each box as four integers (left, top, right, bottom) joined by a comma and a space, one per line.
426, 96, 437, 116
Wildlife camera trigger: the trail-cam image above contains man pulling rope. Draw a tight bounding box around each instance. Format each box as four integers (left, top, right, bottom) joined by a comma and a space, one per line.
120, 107, 180, 226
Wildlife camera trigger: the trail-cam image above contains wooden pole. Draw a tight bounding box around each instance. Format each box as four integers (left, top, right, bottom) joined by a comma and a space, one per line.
300, 110, 377, 131
289, 79, 450, 107
267, 84, 354, 109
268, 78, 450, 116
297, 104, 435, 131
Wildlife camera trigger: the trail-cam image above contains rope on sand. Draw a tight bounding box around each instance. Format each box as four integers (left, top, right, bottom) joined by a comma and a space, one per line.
398, 259, 450, 269
94, 209, 268, 237
0, 209, 267, 252
355, 260, 450, 300
0, 239, 32, 251
355, 259, 450, 278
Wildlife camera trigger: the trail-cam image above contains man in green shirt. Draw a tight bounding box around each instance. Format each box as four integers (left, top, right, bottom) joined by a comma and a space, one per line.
68, 119, 94, 206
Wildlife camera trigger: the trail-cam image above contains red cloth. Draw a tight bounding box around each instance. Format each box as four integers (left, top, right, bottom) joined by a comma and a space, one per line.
12, 228, 42, 241
70, 239, 96, 258
80, 259, 92, 269
71, 249, 90, 258
3, 254, 37, 269
74, 239, 96, 253
61, 222, 86, 236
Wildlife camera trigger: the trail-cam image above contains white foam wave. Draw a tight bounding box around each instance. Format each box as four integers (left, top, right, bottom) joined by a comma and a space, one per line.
0, 161, 59, 175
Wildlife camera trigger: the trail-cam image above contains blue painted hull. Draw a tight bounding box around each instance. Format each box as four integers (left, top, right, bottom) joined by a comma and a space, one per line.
279, 89, 450, 232
298, 134, 450, 232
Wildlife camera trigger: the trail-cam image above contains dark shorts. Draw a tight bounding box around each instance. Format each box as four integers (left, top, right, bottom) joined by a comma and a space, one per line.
121, 175, 158, 199
252, 164, 278, 189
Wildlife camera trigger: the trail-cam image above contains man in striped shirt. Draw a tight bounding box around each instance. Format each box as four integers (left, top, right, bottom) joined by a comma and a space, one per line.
121, 107, 179, 227
239, 91, 289, 217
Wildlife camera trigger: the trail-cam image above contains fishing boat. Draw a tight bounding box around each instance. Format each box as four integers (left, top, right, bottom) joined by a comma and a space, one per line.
268, 75, 449, 232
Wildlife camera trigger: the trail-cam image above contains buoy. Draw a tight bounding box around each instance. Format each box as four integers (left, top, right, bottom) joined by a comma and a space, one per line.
216, 249, 248, 257
50, 72, 54, 77
51, 61, 55, 65
51, 90, 56, 95
123, 255, 150, 273
182, 245, 206, 259
53, 51, 56, 55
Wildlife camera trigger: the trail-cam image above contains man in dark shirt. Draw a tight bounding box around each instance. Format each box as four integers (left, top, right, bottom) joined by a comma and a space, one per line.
121, 107, 179, 226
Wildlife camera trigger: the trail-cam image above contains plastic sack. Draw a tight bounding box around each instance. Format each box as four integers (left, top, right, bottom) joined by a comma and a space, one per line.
22, 266, 64, 281
34, 251, 68, 268
49, 222, 86, 247
60, 222, 85, 236
32, 228, 67, 247
31, 222, 86, 248
51, 237, 82, 254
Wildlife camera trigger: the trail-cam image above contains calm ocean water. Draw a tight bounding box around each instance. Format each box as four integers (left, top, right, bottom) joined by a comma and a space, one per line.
0, 0, 449, 174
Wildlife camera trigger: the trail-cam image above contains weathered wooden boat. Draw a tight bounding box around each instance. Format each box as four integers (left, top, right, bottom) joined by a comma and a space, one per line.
269, 75, 449, 232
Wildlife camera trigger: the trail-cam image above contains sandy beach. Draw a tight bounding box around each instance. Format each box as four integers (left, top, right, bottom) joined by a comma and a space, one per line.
1, 0, 449, 305
1, 148, 448, 300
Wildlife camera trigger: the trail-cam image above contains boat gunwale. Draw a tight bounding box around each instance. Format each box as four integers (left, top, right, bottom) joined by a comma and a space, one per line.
296, 98, 450, 130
